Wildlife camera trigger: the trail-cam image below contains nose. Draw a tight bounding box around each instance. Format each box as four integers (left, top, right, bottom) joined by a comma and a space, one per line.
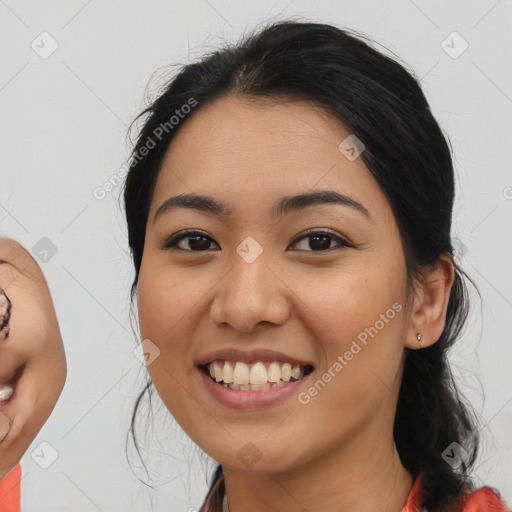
209, 251, 291, 333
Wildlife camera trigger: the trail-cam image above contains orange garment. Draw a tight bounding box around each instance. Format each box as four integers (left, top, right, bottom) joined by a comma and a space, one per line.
0, 463, 21, 512
402, 472, 510, 512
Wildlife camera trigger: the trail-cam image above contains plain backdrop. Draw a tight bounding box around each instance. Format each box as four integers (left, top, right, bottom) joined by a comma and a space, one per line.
1, 1, 511, 510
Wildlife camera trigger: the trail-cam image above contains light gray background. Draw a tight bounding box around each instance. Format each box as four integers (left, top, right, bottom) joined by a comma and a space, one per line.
1, 1, 511, 511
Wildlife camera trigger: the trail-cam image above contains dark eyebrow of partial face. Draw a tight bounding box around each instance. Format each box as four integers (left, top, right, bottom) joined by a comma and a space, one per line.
152, 190, 372, 224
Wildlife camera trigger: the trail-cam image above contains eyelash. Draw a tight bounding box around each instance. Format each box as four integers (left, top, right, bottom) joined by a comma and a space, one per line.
163, 229, 352, 253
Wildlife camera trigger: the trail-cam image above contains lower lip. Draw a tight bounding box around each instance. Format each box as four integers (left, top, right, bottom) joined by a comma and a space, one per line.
198, 366, 312, 409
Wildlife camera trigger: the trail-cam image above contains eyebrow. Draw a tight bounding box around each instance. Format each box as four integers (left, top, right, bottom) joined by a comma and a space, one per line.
153, 190, 372, 224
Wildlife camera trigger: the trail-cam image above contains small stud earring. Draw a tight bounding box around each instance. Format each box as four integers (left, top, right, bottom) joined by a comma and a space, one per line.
416, 332, 422, 350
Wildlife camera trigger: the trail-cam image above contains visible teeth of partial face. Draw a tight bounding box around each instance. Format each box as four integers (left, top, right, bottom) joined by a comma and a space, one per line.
249, 362, 267, 384
267, 361, 281, 382
0, 385, 13, 401
222, 380, 290, 391
291, 364, 302, 380
281, 363, 292, 381
222, 361, 234, 383
207, 360, 306, 386
214, 362, 222, 382
233, 361, 249, 385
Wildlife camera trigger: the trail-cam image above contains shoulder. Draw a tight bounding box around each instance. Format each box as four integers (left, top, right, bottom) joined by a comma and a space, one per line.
403, 473, 510, 512
458, 485, 511, 512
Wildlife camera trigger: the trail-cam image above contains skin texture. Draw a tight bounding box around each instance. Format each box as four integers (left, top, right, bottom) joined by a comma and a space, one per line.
0, 238, 66, 479
136, 94, 454, 512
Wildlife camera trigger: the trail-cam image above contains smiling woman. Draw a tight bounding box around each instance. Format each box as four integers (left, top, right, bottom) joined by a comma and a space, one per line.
0, 238, 66, 512
122, 20, 509, 512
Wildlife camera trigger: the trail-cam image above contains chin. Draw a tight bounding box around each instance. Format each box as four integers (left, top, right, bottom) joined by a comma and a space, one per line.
204, 440, 303, 475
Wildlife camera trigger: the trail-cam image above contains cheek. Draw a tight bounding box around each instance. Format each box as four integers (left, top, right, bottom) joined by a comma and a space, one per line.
291, 260, 407, 392
136, 264, 207, 378
294, 261, 405, 339
136, 271, 189, 413
137, 262, 184, 339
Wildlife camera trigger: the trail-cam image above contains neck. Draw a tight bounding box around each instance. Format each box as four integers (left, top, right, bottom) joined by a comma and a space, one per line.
221, 433, 414, 512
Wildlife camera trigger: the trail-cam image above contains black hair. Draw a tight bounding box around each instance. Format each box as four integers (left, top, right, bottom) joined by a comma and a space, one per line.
123, 19, 485, 512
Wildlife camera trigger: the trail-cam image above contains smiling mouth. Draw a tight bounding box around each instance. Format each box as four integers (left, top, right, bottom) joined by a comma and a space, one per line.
199, 361, 315, 391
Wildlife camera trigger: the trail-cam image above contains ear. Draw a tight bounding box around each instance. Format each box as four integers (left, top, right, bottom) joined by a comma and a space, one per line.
404, 252, 455, 350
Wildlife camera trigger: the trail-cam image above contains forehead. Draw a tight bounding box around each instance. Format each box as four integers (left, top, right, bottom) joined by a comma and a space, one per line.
150, 94, 391, 223
165, 94, 355, 166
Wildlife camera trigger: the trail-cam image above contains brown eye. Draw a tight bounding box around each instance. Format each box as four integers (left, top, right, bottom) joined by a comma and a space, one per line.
289, 229, 351, 252
162, 229, 352, 253
164, 231, 220, 252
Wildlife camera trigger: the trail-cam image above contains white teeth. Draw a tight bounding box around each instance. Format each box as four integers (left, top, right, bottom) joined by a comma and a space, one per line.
267, 361, 281, 383
249, 362, 267, 385
222, 361, 234, 383
233, 362, 250, 385
0, 385, 13, 401
291, 364, 302, 380
221, 380, 289, 391
281, 363, 292, 382
213, 361, 223, 382
206, 360, 307, 387
247, 383, 269, 391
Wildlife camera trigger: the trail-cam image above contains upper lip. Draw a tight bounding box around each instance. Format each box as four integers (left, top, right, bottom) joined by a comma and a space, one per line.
196, 348, 314, 367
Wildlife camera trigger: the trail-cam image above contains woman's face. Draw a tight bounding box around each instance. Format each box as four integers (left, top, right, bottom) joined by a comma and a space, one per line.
0, 239, 66, 477
137, 94, 416, 473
